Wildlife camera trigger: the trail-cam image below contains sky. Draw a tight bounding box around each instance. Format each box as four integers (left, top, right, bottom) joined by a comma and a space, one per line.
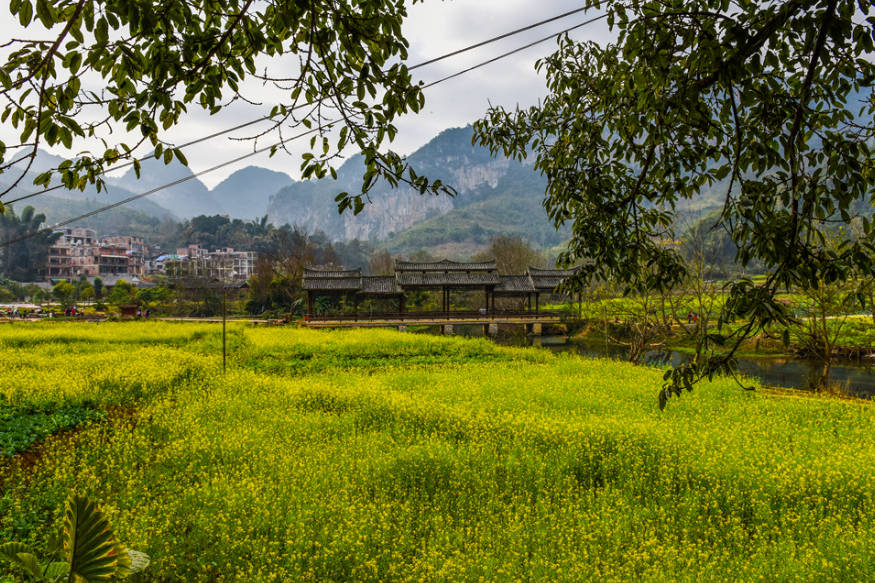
0, 0, 615, 188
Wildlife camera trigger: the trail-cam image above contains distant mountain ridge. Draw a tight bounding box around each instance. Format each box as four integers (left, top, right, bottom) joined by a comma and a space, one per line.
6, 127, 579, 255
3, 153, 293, 223
266, 126, 558, 248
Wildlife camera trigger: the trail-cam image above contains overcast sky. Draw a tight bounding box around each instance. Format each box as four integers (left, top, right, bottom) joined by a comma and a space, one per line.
0, 0, 614, 188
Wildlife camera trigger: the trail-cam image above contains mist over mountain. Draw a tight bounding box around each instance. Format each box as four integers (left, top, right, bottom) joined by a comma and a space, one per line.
105, 157, 219, 219
210, 166, 294, 220
266, 126, 557, 250
3, 124, 752, 257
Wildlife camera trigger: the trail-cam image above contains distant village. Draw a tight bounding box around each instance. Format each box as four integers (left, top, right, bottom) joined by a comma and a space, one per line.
45, 227, 256, 286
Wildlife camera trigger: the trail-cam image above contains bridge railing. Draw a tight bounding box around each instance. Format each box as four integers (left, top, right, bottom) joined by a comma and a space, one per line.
305, 310, 561, 322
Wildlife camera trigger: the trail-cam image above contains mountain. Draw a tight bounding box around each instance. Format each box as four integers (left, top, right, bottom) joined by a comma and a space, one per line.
6, 150, 295, 221
26, 195, 178, 241
267, 126, 530, 242
106, 157, 218, 219
382, 162, 566, 255
209, 166, 294, 220
0, 158, 178, 223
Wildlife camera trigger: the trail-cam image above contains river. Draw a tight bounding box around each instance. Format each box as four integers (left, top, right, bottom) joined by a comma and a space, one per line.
529, 335, 875, 400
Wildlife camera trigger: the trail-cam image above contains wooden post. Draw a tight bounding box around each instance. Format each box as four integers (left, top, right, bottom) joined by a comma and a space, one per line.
535, 293, 540, 314
307, 291, 313, 318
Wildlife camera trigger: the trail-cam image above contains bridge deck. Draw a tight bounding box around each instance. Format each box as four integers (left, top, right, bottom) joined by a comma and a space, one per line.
302, 311, 560, 328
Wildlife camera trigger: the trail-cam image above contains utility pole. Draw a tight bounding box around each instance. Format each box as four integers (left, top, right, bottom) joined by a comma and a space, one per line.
222, 284, 227, 374
221, 270, 238, 374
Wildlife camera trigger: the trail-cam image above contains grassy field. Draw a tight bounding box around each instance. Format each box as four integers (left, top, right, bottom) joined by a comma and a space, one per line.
1, 322, 874, 581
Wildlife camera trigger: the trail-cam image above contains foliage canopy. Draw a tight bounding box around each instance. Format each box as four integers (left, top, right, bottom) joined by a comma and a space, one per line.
475, 0, 875, 405
1, 0, 451, 215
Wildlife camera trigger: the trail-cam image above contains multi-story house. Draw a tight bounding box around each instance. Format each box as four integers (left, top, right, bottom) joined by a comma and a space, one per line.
45, 228, 146, 281
46, 245, 73, 279
102, 235, 147, 276
161, 246, 256, 282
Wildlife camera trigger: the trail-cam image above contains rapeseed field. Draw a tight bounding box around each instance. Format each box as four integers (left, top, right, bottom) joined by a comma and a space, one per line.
1, 322, 873, 581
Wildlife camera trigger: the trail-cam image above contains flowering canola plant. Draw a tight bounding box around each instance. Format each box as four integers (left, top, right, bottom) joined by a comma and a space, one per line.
1, 322, 873, 581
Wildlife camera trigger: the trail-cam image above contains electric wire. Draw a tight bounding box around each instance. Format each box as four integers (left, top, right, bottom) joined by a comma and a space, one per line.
5, 5, 600, 206
423, 13, 607, 89
0, 12, 610, 248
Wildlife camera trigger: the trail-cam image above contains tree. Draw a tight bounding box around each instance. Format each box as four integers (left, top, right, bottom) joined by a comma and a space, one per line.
367, 249, 395, 275
107, 280, 134, 306
51, 280, 75, 306
475, 0, 874, 407
473, 235, 545, 275
794, 275, 856, 390
1, 0, 452, 214
0, 205, 60, 280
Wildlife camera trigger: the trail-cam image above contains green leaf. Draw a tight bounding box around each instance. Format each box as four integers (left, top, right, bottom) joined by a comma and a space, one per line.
63, 495, 123, 581
44, 561, 70, 580
18, 0, 33, 26
35, 0, 54, 27
13, 552, 42, 578
0, 542, 36, 566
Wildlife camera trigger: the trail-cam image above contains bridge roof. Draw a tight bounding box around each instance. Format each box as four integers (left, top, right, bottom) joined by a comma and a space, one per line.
527, 267, 580, 291
301, 263, 581, 293
396, 271, 501, 287
360, 276, 402, 295
495, 274, 535, 294
395, 259, 497, 272
302, 268, 362, 291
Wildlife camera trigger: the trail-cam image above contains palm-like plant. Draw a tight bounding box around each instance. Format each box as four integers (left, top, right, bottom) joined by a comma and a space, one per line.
0, 205, 60, 281
0, 495, 149, 582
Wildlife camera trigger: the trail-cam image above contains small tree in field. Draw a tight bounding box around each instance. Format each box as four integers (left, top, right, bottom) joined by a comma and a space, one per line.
107, 280, 135, 306
51, 281, 75, 307
794, 278, 857, 390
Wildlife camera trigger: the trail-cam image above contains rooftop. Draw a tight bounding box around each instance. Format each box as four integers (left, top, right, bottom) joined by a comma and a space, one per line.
301, 261, 579, 294
395, 259, 498, 272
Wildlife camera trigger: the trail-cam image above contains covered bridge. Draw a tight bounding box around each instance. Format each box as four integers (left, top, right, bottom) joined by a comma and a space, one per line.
302, 260, 579, 320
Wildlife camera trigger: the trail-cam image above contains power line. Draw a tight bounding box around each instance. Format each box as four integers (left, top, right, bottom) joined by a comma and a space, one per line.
5, 5, 600, 206
423, 13, 608, 89
4, 117, 272, 206
1, 12, 610, 249
0, 127, 323, 248
408, 5, 591, 71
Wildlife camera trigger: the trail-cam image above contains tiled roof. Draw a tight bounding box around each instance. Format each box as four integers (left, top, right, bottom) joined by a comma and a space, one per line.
527, 266, 579, 291
495, 274, 535, 293
359, 276, 402, 295
395, 259, 498, 272
302, 268, 362, 291
396, 271, 501, 287
303, 268, 362, 278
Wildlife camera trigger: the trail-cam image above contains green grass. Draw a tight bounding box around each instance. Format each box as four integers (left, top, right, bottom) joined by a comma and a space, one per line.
1, 322, 874, 581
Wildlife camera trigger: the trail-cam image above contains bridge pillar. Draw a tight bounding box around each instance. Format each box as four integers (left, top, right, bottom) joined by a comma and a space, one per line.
442, 324, 454, 335
486, 323, 498, 337
398, 325, 407, 332
527, 322, 542, 336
